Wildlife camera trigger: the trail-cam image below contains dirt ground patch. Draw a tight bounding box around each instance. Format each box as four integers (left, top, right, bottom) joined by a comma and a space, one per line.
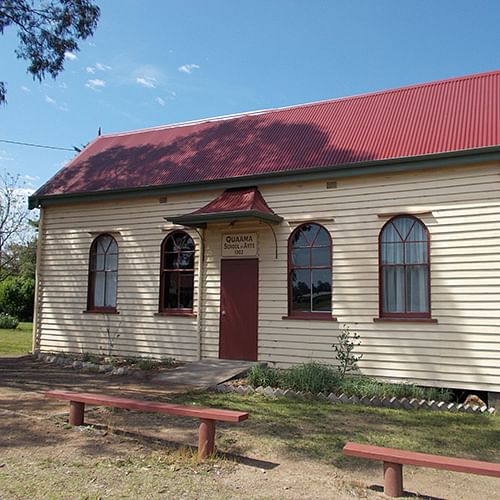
0, 357, 499, 499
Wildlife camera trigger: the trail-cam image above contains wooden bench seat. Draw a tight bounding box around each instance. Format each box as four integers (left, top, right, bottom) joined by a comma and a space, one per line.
343, 442, 500, 497
46, 390, 248, 459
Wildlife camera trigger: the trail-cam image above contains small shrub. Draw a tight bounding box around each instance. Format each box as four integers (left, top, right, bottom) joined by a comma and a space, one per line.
0, 312, 19, 329
82, 352, 100, 363
333, 324, 362, 378
136, 358, 157, 370
247, 365, 283, 388
160, 357, 175, 368
283, 362, 339, 394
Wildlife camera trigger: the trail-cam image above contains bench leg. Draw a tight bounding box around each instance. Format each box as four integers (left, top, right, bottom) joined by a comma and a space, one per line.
383, 461, 403, 497
198, 419, 216, 459
69, 401, 85, 426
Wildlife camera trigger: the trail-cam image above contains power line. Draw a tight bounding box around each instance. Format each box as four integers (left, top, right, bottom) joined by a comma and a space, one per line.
0, 139, 75, 152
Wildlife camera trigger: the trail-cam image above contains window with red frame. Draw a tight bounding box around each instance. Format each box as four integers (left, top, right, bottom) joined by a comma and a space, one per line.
380, 215, 430, 318
160, 231, 195, 312
288, 223, 332, 316
87, 234, 118, 311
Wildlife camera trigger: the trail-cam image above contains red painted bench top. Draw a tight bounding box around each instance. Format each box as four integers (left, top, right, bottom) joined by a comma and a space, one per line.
46, 390, 248, 423
343, 442, 500, 478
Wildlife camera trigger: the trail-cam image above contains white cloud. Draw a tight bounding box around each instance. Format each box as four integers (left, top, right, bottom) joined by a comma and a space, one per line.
20, 85, 31, 92
171, 90, 177, 97
85, 79, 106, 91
178, 63, 200, 74
85, 66, 96, 74
155, 96, 166, 106
136, 76, 157, 88
0, 150, 14, 162
22, 174, 40, 182
58, 82, 68, 89
45, 95, 56, 104
95, 62, 112, 71
58, 103, 69, 112
64, 51, 78, 61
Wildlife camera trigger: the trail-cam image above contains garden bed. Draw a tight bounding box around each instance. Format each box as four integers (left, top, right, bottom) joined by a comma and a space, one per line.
217, 363, 496, 414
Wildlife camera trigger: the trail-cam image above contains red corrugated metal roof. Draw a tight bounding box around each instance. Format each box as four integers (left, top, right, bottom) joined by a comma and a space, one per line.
34, 70, 500, 199
191, 187, 277, 216
167, 187, 283, 226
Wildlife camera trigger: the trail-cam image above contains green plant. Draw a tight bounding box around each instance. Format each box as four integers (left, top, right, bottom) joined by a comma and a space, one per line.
136, 358, 157, 370
283, 362, 339, 394
0, 312, 19, 329
0, 276, 35, 321
81, 352, 100, 363
160, 357, 175, 368
337, 375, 454, 402
247, 365, 283, 388
333, 324, 362, 378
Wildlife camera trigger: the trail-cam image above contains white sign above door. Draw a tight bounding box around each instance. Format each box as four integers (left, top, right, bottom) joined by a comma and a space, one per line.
222, 232, 258, 257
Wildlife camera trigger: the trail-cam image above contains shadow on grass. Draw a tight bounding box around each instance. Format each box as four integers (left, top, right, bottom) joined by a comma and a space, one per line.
166, 392, 500, 468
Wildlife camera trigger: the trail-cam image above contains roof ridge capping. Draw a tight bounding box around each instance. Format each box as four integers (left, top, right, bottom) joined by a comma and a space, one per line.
99, 69, 500, 139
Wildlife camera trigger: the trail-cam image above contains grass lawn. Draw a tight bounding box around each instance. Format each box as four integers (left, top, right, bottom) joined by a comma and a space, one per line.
0, 386, 499, 498
0, 322, 32, 356
171, 392, 500, 465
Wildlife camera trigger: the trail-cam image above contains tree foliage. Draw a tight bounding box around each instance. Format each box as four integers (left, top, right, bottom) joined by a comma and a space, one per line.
0, 0, 100, 104
0, 172, 36, 280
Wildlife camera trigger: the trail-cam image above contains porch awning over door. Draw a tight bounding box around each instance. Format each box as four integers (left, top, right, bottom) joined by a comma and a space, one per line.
166, 187, 283, 227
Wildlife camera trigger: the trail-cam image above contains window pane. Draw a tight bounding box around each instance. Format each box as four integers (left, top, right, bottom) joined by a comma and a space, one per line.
165, 252, 179, 269
106, 252, 118, 271
173, 233, 187, 250
94, 271, 106, 307
291, 269, 311, 312
291, 227, 309, 247
381, 223, 401, 243
312, 247, 330, 266
178, 251, 194, 269
382, 266, 405, 313
164, 236, 175, 252
392, 217, 415, 240
312, 269, 331, 312
98, 236, 111, 253
314, 227, 330, 246
164, 272, 179, 309
406, 266, 429, 312
105, 271, 117, 307
406, 242, 428, 264
181, 237, 195, 251
407, 221, 427, 241
94, 252, 105, 271
179, 273, 194, 308
291, 248, 309, 267
381, 242, 404, 264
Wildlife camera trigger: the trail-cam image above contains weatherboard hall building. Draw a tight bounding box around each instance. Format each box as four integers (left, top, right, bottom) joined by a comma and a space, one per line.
29, 70, 500, 404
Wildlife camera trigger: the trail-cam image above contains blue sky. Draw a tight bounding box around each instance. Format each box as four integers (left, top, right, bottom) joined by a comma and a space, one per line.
1, 0, 499, 194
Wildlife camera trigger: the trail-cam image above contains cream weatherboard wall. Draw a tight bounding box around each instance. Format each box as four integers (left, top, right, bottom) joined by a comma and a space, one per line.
34, 161, 500, 392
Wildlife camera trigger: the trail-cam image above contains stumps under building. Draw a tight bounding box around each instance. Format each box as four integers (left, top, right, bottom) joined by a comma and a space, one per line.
29, 70, 500, 402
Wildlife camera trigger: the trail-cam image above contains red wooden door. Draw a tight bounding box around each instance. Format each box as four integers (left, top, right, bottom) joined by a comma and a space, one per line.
219, 259, 258, 361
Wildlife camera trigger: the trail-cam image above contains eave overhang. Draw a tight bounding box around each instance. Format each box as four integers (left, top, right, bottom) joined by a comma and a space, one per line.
28, 145, 500, 209
167, 210, 283, 228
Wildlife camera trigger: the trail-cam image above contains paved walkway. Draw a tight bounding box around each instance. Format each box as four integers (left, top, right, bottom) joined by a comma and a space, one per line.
152, 359, 256, 389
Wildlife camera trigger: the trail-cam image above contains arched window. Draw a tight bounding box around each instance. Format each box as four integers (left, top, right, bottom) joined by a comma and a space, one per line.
379, 215, 430, 318
288, 223, 332, 317
160, 231, 195, 313
87, 234, 118, 312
